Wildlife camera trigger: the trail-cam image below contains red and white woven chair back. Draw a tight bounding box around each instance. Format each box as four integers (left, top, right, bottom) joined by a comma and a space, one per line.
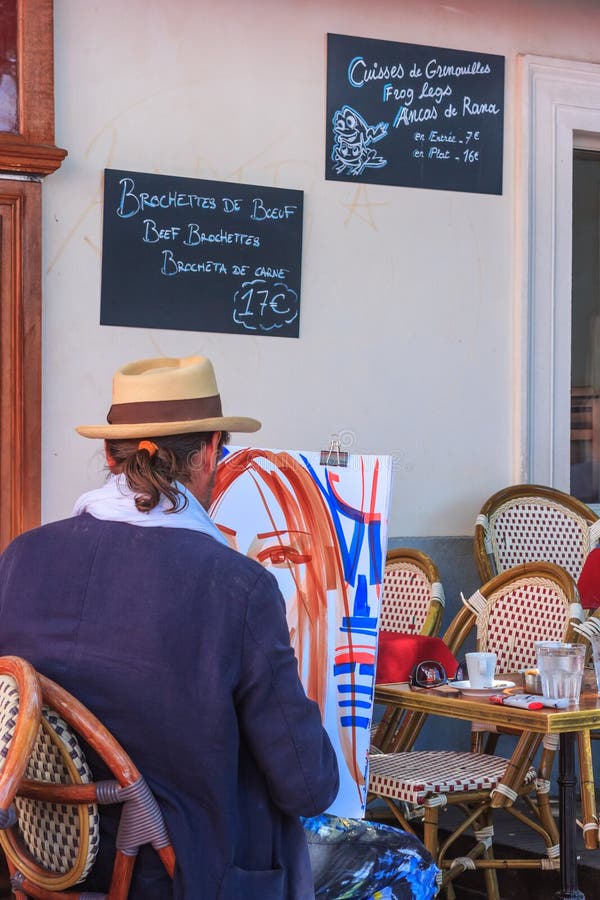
478, 495, 600, 582
379, 558, 443, 636
464, 574, 575, 675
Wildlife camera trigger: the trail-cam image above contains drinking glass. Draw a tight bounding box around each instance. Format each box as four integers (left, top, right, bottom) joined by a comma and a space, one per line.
535, 642, 585, 702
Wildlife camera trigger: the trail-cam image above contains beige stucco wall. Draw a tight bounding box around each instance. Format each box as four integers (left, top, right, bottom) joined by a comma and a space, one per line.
42, 0, 600, 535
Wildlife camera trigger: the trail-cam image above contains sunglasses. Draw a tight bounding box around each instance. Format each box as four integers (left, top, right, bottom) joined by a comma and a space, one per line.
409, 659, 465, 689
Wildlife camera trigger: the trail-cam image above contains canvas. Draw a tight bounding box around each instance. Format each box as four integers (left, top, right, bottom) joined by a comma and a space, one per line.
210, 447, 393, 817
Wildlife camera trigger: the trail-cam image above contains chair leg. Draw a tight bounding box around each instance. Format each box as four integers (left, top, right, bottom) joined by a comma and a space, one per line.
394, 711, 428, 752
157, 844, 176, 879
108, 851, 136, 900
373, 705, 403, 751
470, 722, 501, 755
490, 732, 539, 810
443, 879, 457, 900
377, 796, 415, 833
577, 729, 599, 850
470, 728, 484, 753
480, 809, 501, 900
422, 801, 440, 866
535, 740, 561, 851
482, 731, 500, 755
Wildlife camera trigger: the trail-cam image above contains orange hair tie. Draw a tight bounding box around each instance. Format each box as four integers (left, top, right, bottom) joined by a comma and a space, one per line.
138, 440, 158, 457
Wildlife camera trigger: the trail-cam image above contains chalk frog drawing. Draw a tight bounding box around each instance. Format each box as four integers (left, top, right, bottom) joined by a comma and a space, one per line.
331, 105, 388, 176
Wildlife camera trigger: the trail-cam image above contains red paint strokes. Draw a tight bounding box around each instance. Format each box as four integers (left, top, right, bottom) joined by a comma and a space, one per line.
335, 643, 377, 651
216, 523, 237, 536
256, 545, 312, 565
369, 460, 380, 519
334, 652, 375, 665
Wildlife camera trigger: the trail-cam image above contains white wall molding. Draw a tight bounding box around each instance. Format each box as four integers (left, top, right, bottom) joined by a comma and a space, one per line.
517, 55, 600, 488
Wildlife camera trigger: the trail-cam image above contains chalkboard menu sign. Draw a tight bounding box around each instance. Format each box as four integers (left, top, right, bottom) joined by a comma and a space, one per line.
100, 169, 303, 338
326, 33, 504, 195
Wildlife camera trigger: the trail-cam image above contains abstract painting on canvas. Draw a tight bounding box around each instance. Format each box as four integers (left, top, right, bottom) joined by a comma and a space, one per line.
210, 447, 393, 817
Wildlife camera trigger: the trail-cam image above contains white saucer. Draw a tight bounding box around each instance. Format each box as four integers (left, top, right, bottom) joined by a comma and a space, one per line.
452, 679, 515, 698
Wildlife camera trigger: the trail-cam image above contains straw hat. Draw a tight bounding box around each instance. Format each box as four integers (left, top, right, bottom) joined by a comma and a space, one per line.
76, 355, 261, 439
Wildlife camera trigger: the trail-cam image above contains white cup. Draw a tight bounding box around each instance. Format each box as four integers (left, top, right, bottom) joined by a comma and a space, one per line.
465, 652, 497, 689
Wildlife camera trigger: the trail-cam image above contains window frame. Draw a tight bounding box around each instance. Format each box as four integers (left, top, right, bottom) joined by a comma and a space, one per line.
516, 55, 600, 493
0, 0, 66, 175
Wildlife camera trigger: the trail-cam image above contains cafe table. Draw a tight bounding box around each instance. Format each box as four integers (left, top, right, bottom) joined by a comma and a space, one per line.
374, 679, 600, 900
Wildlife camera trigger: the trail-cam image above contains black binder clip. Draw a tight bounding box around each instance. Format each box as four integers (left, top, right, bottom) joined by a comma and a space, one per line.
320, 435, 348, 467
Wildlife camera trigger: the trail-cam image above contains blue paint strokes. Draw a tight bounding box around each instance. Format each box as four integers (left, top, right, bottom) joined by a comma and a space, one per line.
333, 662, 356, 676
339, 628, 378, 638
368, 520, 383, 584
342, 616, 377, 628
339, 577, 379, 635
359, 664, 375, 676
300, 455, 384, 586
341, 617, 378, 629
337, 684, 372, 695
339, 699, 371, 709
341, 715, 370, 728
354, 575, 370, 616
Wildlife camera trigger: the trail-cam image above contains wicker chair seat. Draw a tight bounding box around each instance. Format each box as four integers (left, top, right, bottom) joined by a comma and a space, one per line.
10, 705, 100, 887
369, 750, 536, 805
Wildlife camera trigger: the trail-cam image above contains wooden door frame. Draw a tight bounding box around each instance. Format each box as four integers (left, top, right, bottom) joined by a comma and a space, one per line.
0, 178, 42, 543
0, 0, 66, 548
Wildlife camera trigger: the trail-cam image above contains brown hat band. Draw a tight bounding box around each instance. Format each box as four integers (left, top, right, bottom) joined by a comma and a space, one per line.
107, 394, 223, 425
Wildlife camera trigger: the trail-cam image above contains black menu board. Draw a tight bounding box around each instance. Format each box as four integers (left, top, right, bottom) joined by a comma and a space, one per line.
326, 33, 504, 195
100, 169, 303, 338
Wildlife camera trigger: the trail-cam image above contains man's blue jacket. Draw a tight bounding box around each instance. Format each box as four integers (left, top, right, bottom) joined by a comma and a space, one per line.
0, 513, 339, 899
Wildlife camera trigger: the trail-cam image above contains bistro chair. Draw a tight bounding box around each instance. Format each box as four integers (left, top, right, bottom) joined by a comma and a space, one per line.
368, 562, 582, 900
373, 549, 447, 754
473, 482, 600, 585
474, 483, 600, 846
0, 663, 176, 899
380, 548, 445, 638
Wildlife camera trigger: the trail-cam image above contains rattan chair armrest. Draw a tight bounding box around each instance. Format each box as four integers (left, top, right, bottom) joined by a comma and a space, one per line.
0, 658, 41, 813
17, 780, 99, 804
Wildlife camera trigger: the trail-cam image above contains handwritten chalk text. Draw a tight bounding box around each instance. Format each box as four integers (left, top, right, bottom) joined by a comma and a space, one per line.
161, 251, 228, 276
117, 177, 216, 219
424, 58, 492, 79
348, 56, 404, 88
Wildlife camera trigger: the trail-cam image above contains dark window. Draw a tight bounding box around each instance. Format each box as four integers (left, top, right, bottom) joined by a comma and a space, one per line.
570, 150, 600, 504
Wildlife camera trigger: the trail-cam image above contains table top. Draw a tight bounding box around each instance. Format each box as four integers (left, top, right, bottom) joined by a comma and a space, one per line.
374, 678, 600, 734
